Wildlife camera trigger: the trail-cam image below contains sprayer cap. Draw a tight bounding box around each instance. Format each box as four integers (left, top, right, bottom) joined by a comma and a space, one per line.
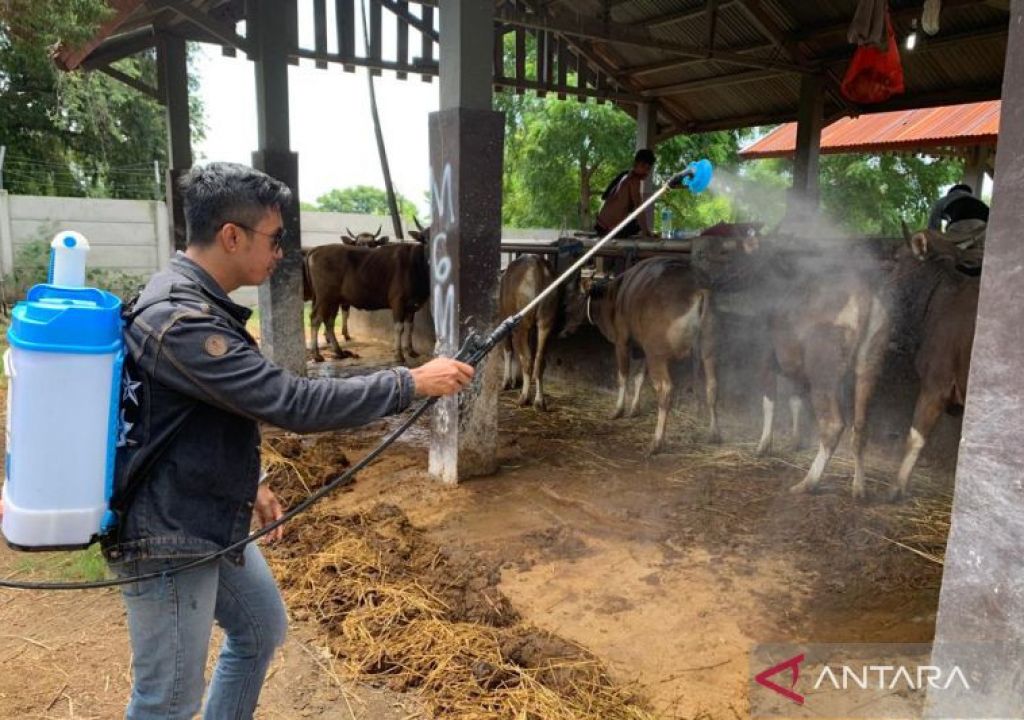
8, 285, 122, 355
50, 231, 91, 251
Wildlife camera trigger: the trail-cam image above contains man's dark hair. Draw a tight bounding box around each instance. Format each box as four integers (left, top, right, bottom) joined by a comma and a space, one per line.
179, 162, 293, 247
634, 148, 656, 166
948, 183, 973, 195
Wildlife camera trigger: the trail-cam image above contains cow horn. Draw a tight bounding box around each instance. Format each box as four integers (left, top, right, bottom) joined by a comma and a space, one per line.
346, 227, 357, 239
900, 220, 913, 246
374, 224, 382, 238
413, 216, 425, 232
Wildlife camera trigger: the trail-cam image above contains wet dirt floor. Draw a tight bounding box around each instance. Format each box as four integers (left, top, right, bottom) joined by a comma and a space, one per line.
282, 339, 951, 718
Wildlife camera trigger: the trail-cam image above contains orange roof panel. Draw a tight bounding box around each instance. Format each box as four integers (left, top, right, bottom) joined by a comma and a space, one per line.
740, 101, 1001, 159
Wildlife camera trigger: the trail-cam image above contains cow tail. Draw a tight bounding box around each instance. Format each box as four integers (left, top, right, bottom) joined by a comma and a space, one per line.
302, 249, 314, 304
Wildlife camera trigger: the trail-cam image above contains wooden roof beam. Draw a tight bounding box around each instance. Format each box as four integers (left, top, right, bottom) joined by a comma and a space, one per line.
98, 63, 163, 103
494, 4, 814, 74
378, 0, 439, 43
639, 0, 741, 30
155, 0, 252, 55
643, 68, 778, 97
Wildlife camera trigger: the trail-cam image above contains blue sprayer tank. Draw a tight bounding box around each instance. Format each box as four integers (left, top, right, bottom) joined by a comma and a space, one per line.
2, 232, 124, 550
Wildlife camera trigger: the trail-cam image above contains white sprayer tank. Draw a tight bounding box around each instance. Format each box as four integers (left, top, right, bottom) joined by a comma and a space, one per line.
2, 233, 123, 550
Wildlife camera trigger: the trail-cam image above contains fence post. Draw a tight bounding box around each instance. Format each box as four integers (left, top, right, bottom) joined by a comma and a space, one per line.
153, 198, 171, 271
0, 190, 14, 276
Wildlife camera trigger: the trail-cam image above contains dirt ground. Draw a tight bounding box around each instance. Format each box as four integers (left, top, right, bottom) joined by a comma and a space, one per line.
0, 338, 953, 719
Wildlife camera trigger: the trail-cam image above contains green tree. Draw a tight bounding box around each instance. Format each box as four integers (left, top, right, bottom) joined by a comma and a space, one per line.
1, 0, 205, 199
315, 185, 418, 218
819, 153, 962, 234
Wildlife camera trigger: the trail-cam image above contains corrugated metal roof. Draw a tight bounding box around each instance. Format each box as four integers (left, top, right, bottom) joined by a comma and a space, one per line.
739, 100, 1001, 158
54, 0, 1011, 137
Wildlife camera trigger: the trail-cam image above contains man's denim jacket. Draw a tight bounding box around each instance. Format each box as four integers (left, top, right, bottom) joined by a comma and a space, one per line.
102, 254, 415, 564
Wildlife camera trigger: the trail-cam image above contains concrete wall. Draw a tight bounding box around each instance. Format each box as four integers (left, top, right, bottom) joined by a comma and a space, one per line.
0, 190, 170, 278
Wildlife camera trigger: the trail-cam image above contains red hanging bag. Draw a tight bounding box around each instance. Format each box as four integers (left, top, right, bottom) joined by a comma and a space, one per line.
841, 15, 905, 104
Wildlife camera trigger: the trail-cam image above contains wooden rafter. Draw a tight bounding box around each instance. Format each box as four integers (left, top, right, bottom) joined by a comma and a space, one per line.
494, 4, 813, 74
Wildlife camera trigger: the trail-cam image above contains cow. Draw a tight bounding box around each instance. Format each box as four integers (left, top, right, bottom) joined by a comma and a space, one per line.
577, 257, 720, 454
498, 254, 586, 410
733, 244, 891, 499
341, 225, 389, 247
889, 224, 980, 500
408, 216, 430, 243
303, 237, 429, 364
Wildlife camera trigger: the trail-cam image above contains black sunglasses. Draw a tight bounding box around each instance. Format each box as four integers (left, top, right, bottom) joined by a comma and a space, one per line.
222, 221, 287, 250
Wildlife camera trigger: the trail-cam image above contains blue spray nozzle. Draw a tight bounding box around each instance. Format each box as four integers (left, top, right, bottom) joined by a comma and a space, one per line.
680, 159, 713, 194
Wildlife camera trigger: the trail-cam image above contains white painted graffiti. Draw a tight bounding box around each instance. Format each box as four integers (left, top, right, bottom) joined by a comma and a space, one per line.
431, 162, 457, 354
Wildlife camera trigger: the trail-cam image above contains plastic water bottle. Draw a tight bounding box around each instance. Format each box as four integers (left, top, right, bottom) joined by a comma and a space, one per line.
2, 235, 123, 550
660, 208, 673, 239
48, 231, 90, 287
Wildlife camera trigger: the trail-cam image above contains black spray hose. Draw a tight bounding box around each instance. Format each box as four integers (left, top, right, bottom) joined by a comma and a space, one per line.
0, 164, 707, 591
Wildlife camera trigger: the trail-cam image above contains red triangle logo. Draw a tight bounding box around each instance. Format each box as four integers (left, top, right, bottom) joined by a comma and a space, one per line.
755, 653, 805, 705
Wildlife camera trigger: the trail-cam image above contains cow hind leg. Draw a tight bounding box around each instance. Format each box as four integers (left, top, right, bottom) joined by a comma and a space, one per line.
309, 304, 328, 363
340, 306, 352, 341
647, 359, 674, 454
532, 322, 552, 410
702, 346, 721, 444
892, 389, 946, 502
392, 321, 406, 364
755, 369, 777, 456
502, 338, 515, 390
513, 329, 533, 407
850, 302, 889, 500
612, 340, 630, 419
790, 387, 844, 495
789, 395, 805, 451
403, 318, 418, 359
626, 359, 646, 417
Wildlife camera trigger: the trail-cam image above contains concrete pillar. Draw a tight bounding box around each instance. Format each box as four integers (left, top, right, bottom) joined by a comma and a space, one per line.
250, 0, 305, 376
787, 73, 824, 223
962, 144, 991, 196
428, 0, 503, 483
926, 1, 1024, 716
157, 33, 192, 253
635, 101, 658, 230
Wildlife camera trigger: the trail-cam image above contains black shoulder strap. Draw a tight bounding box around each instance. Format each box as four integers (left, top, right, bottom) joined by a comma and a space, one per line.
601, 170, 629, 201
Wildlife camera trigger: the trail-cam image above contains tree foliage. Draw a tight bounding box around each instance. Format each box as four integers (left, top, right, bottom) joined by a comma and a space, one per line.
0, 0, 205, 199
314, 185, 419, 218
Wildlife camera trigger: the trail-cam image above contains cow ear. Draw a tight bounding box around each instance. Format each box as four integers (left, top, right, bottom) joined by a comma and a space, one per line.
408, 230, 422, 242
910, 232, 930, 260
341, 236, 354, 246
377, 236, 390, 246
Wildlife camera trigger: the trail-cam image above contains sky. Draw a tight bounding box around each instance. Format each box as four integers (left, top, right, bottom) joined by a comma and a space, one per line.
192, 1, 439, 216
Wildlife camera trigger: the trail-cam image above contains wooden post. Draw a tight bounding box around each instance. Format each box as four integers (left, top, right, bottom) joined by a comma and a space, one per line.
428, 0, 504, 483
157, 33, 192, 253
926, 1, 1024, 716
250, 0, 305, 376
787, 73, 824, 224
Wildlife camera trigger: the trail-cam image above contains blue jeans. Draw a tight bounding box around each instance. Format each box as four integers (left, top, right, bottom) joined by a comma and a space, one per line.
111, 543, 288, 719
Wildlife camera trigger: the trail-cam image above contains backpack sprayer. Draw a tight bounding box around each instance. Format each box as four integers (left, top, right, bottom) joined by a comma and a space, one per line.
0, 159, 713, 591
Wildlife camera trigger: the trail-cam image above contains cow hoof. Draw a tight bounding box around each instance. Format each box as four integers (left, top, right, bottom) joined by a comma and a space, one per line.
789, 439, 805, 452
343, 334, 352, 341
645, 442, 664, 457
852, 486, 868, 502
533, 398, 548, 411
335, 350, 359, 360
610, 408, 625, 420
755, 443, 771, 457
887, 486, 907, 503
788, 480, 812, 494
313, 355, 325, 363
405, 349, 420, 359
516, 394, 530, 407
394, 354, 406, 365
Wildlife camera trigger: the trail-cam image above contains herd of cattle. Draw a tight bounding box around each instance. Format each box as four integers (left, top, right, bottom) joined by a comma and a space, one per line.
301, 221, 981, 502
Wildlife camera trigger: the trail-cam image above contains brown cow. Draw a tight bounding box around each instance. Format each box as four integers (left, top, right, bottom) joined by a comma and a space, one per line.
498, 254, 585, 410
304, 237, 429, 364
341, 225, 388, 247
741, 246, 890, 499
581, 257, 719, 453
890, 225, 980, 500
